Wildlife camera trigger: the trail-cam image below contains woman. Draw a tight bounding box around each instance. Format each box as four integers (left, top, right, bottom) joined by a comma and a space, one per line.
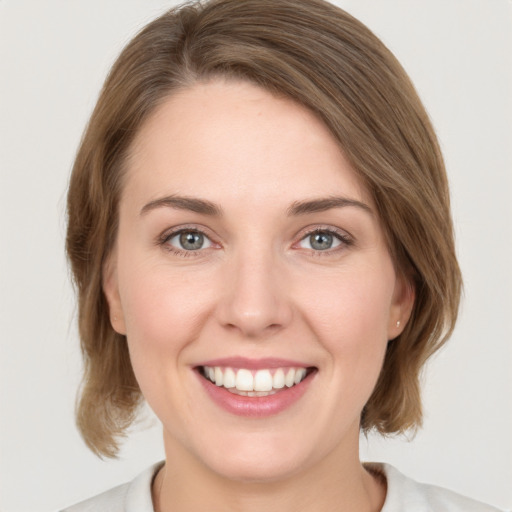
62, 0, 504, 510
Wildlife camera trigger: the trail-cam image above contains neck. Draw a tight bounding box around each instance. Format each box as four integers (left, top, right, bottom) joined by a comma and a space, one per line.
153, 432, 386, 512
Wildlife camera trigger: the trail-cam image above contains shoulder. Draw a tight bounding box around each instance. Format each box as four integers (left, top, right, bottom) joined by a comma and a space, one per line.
60, 462, 163, 512
369, 463, 507, 512
60, 482, 128, 512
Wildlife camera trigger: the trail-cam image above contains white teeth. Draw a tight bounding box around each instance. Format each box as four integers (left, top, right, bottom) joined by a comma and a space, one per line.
236, 369, 254, 391
294, 368, 307, 384
228, 388, 278, 397
285, 368, 295, 387
254, 369, 273, 391
214, 367, 223, 386
223, 367, 236, 388
202, 365, 310, 393
273, 368, 285, 389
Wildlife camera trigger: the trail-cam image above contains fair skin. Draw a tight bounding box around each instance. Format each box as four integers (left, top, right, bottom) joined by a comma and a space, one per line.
104, 79, 414, 512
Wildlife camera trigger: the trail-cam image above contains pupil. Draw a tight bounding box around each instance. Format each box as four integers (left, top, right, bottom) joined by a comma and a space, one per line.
311, 232, 332, 250
180, 232, 203, 250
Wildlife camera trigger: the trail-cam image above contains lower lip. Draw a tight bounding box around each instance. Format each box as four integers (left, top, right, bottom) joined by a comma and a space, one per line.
196, 370, 314, 418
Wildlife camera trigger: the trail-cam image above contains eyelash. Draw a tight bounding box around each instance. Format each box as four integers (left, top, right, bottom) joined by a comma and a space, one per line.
157, 225, 354, 257
158, 226, 215, 258
295, 227, 354, 255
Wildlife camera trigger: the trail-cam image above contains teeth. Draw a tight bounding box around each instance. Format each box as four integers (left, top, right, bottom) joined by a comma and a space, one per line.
294, 368, 307, 384
202, 365, 309, 393
223, 367, 236, 388
228, 388, 278, 397
236, 369, 253, 391
254, 369, 273, 391
214, 367, 223, 386
285, 368, 295, 387
273, 368, 285, 389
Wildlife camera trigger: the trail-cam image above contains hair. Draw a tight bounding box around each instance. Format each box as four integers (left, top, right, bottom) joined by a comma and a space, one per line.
66, 0, 462, 458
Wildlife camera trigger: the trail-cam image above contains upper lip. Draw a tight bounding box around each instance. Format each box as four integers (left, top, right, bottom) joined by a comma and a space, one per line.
194, 357, 314, 370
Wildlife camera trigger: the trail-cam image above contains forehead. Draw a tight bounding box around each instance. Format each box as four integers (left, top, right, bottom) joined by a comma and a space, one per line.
124, 79, 370, 209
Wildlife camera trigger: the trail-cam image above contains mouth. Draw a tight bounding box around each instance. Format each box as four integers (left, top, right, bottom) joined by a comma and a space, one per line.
198, 365, 313, 397
194, 360, 317, 417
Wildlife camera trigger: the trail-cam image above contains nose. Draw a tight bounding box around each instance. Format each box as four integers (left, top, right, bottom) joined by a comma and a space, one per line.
216, 250, 293, 339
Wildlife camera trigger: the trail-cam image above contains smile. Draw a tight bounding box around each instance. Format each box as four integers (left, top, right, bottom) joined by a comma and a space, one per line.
195, 360, 316, 417
200, 366, 309, 396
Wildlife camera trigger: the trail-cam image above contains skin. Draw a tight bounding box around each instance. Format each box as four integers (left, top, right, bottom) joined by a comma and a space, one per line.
103, 79, 414, 512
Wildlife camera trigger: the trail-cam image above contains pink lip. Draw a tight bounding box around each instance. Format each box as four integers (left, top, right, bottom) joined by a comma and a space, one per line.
195, 357, 311, 370
195, 367, 316, 418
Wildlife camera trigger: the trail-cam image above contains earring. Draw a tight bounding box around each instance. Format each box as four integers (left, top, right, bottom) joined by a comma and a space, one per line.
396, 320, 401, 328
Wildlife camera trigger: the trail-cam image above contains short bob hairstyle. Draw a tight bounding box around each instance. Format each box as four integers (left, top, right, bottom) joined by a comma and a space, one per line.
66, 0, 462, 458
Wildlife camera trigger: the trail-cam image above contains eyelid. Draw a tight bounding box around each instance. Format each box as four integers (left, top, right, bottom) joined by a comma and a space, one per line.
156, 223, 353, 256
167, 230, 213, 250
157, 224, 220, 254
293, 225, 354, 251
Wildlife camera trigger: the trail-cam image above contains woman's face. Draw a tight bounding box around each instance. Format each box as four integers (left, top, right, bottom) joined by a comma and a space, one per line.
104, 79, 412, 481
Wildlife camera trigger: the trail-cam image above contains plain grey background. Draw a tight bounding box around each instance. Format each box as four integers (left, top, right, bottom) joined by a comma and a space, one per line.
1, 1, 511, 511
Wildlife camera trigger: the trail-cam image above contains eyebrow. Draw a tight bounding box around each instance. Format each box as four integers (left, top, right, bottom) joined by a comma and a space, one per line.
140, 195, 223, 216
287, 196, 372, 216
140, 194, 371, 217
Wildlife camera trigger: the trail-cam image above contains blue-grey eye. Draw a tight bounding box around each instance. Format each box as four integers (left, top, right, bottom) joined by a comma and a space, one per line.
299, 231, 342, 251
167, 230, 212, 251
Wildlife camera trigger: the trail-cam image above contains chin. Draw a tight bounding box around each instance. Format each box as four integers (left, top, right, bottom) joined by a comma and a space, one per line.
207, 452, 305, 484
190, 429, 314, 483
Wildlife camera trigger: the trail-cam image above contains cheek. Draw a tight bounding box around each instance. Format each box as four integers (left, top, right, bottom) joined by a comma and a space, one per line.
304, 264, 394, 331
118, 246, 211, 341
299, 261, 395, 375
116, 262, 213, 413
115, 253, 221, 397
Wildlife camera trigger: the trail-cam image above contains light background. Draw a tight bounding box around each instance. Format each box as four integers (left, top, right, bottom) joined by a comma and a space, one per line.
0, 1, 511, 511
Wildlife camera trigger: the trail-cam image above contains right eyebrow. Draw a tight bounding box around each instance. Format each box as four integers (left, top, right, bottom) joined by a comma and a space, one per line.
140, 195, 223, 217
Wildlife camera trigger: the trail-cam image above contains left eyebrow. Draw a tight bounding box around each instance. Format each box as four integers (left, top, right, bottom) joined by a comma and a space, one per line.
287, 196, 373, 216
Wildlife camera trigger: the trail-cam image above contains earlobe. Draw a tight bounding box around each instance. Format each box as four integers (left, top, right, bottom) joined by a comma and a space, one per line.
102, 251, 127, 335
388, 276, 415, 340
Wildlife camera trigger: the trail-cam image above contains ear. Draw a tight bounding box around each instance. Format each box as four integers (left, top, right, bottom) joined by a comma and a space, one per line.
102, 249, 127, 335
387, 274, 415, 340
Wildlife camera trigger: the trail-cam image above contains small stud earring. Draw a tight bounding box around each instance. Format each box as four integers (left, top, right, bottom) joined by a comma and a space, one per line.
396, 320, 401, 328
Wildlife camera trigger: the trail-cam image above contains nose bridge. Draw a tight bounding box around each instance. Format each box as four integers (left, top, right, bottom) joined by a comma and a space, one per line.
218, 242, 292, 337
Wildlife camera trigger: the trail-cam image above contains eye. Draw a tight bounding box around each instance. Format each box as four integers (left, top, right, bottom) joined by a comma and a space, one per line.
298, 229, 347, 251
166, 230, 213, 251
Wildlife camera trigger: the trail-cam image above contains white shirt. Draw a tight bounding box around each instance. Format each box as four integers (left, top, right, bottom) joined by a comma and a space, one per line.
61, 462, 507, 512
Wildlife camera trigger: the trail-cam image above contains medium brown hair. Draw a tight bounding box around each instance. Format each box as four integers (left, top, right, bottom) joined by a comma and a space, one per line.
66, 0, 462, 457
